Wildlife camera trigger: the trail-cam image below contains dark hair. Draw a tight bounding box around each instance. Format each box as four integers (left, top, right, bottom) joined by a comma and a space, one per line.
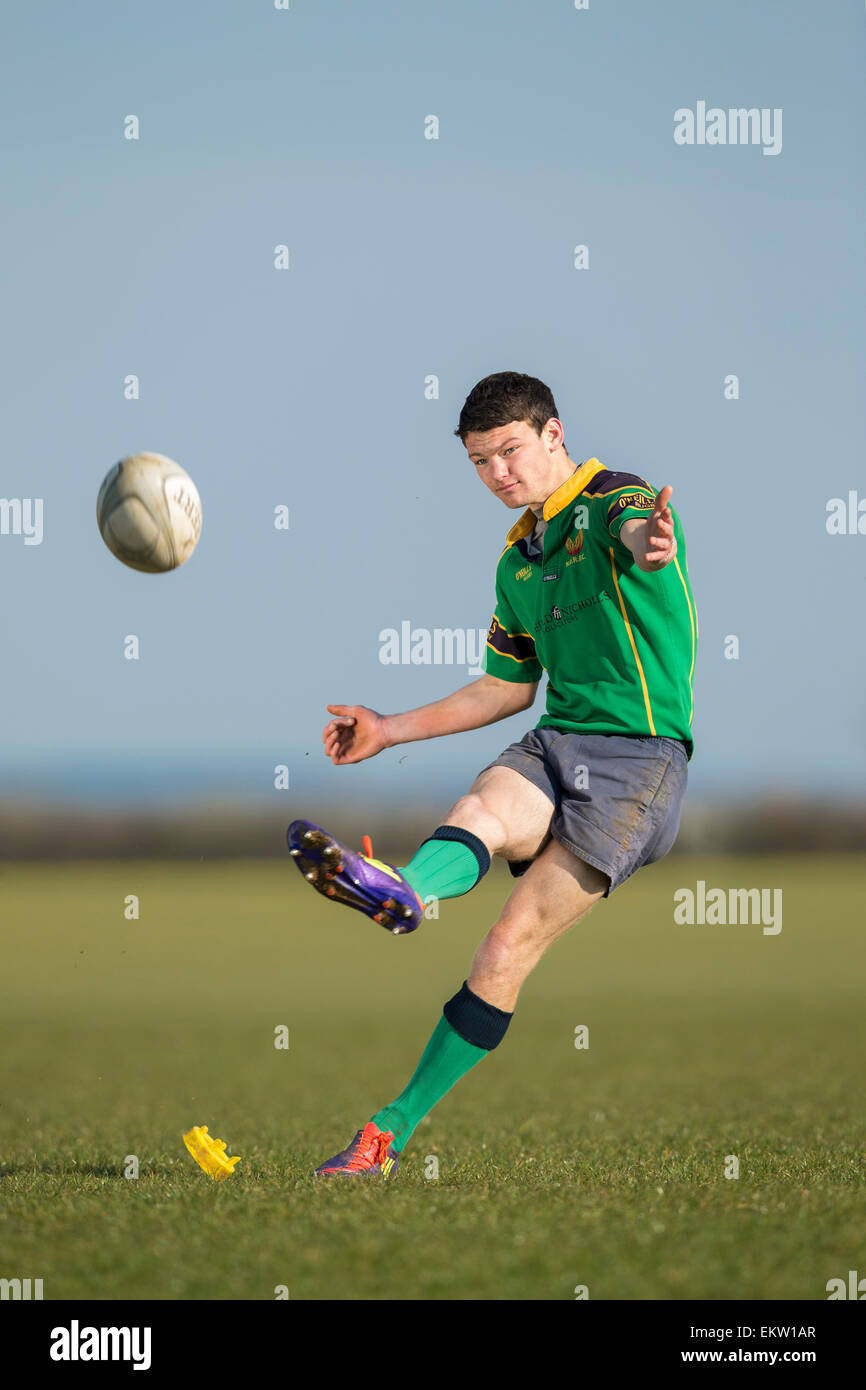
454, 371, 561, 444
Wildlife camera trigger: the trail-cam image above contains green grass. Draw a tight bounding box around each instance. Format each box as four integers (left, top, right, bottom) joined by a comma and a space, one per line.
0, 854, 864, 1300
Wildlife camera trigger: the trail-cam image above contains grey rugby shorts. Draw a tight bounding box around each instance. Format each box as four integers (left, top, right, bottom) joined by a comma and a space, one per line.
479, 728, 688, 895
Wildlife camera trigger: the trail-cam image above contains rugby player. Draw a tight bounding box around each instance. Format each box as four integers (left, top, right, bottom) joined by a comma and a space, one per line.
288, 371, 697, 1178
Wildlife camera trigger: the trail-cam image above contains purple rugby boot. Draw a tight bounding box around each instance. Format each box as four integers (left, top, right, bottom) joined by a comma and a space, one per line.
286, 819, 424, 935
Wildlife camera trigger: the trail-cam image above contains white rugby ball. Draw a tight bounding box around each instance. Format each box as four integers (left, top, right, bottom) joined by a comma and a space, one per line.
97, 452, 202, 573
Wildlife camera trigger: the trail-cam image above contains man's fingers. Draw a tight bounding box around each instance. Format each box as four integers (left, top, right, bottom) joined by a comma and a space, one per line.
324, 715, 361, 760
645, 535, 678, 567
324, 705, 359, 761
326, 704, 357, 721
653, 485, 673, 516
323, 717, 355, 739
325, 724, 352, 748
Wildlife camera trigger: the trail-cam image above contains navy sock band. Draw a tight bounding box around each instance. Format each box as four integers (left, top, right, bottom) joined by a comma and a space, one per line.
443, 980, 513, 1050
419, 824, 491, 880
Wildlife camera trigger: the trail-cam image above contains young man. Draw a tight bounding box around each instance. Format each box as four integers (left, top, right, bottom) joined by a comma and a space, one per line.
288, 371, 697, 1179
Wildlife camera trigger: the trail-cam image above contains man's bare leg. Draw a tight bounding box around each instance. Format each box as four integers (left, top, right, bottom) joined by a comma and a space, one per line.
468, 838, 607, 1010
441, 767, 607, 1006
441, 765, 555, 863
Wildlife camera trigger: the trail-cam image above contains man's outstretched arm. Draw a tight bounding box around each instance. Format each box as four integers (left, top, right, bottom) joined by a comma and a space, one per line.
322, 673, 538, 766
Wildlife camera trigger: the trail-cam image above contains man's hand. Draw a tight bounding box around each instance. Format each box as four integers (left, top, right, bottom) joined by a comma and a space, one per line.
620, 485, 678, 572
322, 704, 391, 765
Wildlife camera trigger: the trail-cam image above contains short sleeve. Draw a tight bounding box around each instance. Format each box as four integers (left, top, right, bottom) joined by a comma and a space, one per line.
605, 480, 658, 540
482, 583, 543, 683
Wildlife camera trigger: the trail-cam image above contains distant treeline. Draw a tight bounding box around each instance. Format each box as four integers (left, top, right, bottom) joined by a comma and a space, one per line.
0, 796, 863, 860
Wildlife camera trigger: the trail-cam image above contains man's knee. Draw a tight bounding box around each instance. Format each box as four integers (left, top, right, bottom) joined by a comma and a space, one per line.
447, 790, 483, 821
479, 865, 601, 962
446, 790, 508, 851
474, 910, 545, 975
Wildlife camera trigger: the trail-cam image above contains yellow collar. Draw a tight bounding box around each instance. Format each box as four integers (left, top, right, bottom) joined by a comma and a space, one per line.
504, 458, 605, 545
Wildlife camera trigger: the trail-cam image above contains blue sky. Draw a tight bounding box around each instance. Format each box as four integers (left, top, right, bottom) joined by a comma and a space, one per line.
1, 0, 864, 807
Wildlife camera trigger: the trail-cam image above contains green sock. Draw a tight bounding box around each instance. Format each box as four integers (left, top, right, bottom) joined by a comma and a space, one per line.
371, 1016, 487, 1152
398, 832, 487, 903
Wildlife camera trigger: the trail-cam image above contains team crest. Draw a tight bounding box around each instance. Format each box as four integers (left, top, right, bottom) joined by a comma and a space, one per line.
565, 528, 584, 565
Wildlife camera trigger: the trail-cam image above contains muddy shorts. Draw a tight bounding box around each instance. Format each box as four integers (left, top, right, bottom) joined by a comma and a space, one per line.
479, 728, 689, 895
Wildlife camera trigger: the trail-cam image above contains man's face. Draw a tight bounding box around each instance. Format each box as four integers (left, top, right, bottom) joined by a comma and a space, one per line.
465, 418, 564, 511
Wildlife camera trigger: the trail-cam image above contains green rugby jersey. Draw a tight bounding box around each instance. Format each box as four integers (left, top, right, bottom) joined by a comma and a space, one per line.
483, 457, 698, 756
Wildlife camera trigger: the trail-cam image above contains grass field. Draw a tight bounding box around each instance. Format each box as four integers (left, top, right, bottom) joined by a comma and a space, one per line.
1, 853, 864, 1301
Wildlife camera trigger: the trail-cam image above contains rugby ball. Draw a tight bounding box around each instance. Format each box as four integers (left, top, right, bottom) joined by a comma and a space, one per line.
97, 453, 202, 573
